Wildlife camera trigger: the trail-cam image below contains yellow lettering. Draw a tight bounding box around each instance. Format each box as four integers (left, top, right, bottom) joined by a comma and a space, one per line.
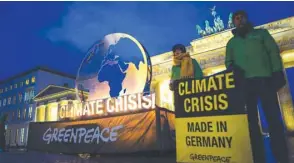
65, 105, 70, 118
204, 96, 213, 111
178, 82, 185, 96
226, 72, 235, 89
196, 79, 206, 93
215, 74, 224, 90
191, 97, 199, 112
199, 96, 204, 111
185, 81, 191, 95
207, 77, 218, 91
213, 95, 218, 110
218, 94, 228, 110
59, 106, 65, 119
191, 80, 195, 94
184, 98, 191, 112
182, 94, 229, 113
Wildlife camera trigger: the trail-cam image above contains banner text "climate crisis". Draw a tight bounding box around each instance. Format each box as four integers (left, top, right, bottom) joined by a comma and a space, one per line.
59, 93, 155, 119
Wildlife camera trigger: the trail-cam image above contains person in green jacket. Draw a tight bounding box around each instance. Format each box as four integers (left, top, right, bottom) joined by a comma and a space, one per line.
169, 44, 203, 91
225, 10, 288, 163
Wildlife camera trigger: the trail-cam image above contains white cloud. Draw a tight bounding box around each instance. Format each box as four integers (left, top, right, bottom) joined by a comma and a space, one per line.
47, 2, 201, 55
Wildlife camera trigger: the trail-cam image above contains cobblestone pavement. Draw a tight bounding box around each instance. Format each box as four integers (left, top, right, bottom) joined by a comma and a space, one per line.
0, 137, 294, 163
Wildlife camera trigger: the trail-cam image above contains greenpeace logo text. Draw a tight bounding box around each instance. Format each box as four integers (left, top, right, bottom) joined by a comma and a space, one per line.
190, 153, 231, 163
42, 125, 123, 144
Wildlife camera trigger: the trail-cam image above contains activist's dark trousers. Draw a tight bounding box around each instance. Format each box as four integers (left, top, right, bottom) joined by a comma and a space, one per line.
245, 77, 289, 163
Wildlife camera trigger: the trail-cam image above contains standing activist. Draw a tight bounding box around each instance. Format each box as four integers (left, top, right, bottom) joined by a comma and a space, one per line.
225, 10, 289, 163
169, 44, 203, 91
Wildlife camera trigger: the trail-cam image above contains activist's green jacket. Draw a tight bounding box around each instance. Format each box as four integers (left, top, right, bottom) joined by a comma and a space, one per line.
225, 28, 284, 78
171, 59, 203, 80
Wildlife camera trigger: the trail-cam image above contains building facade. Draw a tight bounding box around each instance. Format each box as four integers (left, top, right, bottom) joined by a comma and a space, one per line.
0, 66, 75, 147
34, 85, 88, 123
151, 16, 294, 133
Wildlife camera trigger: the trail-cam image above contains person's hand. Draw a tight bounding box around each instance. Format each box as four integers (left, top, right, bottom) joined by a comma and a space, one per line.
169, 80, 174, 91
272, 71, 286, 92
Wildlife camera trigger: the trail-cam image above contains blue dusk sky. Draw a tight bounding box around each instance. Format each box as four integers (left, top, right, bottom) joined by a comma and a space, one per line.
0, 1, 293, 80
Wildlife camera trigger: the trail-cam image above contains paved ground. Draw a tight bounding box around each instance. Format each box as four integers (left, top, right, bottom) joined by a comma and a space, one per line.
0, 151, 175, 163
0, 137, 294, 163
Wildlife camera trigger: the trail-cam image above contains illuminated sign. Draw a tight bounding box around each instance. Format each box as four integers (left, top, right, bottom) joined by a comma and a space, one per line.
76, 33, 152, 101
59, 92, 155, 119
69, 33, 154, 119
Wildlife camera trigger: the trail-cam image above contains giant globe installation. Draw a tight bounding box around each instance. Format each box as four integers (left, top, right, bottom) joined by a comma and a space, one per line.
75, 33, 151, 102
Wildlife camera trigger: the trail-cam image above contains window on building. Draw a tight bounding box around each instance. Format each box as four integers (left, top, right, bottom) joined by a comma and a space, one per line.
31, 76, 36, 83
20, 128, 25, 144
7, 97, 11, 105
14, 84, 17, 89
0, 89, 3, 93
5, 87, 7, 92
17, 109, 20, 120
20, 82, 23, 87
23, 108, 26, 120
5, 129, 10, 142
8, 112, 11, 121
24, 89, 34, 102
16, 129, 19, 144
18, 93, 23, 103
30, 90, 35, 100
12, 111, 15, 120
3, 98, 6, 106
25, 79, 29, 85
10, 85, 12, 90
13, 96, 16, 104
24, 92, 29, 102
28, 106, 33, 119
0, 100, 2, 107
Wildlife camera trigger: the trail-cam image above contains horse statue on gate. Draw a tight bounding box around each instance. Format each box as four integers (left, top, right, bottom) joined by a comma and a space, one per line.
205, 20, 215, 35
227, 13, 234, 29
196, 25, 206, 37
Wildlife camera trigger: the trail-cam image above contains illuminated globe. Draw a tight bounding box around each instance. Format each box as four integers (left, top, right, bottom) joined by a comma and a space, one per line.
76, 33, 150, 101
